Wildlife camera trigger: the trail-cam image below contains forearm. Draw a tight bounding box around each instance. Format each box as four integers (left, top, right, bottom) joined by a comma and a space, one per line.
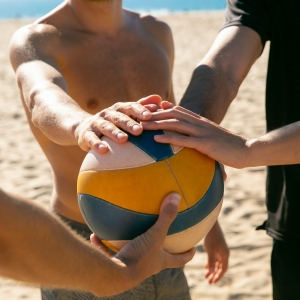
28, 82, 91, 145
180, 62, 234, 123
246, 121, 300, 167
0, 190, 131, 296
180, 26, 262, 124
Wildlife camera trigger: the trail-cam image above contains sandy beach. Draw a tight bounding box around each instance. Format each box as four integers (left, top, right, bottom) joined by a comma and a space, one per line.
0, 11, 272, 300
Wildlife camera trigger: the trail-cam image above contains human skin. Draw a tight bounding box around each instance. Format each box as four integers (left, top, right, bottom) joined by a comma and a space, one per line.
145, 26, 264, 283
142, 24, 300, 167
140, 25, 288, 283
9, 0, 175, 223
9, 0, 228, 283
142, 105, 300, 168
0, 189, 195, 297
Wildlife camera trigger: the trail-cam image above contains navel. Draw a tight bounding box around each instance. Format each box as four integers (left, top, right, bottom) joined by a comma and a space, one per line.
86, 98, 99, 110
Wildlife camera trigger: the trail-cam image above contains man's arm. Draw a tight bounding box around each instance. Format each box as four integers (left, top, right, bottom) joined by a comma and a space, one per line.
0, 188, 194, 297
9, 24, 159, 154
179, 26, 263, 124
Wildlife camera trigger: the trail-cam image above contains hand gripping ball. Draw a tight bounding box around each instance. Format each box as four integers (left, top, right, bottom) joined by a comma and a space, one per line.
77, 130, 224, 253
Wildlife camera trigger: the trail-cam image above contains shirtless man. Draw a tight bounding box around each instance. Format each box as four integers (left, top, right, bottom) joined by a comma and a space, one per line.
9, 0, 229, 299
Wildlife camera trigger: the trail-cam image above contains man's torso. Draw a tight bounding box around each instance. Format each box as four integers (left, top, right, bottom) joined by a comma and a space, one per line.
22, 4, 174, 222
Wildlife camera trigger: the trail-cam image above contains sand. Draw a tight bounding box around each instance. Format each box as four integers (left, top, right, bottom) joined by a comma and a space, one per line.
0, 11, 272, 300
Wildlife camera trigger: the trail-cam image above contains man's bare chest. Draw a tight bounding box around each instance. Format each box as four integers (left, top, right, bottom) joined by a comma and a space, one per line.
57, 33, 171, 112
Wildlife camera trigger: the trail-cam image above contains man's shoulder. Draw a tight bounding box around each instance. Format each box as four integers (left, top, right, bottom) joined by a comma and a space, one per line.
126, 10, 173, 54
9, 23, 61, 69
139, 13, 172, 38
12, 23, 60, 43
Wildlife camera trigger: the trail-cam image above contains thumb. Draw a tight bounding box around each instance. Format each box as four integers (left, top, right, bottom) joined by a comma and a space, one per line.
147, 193, 181, 244
137, 95, 162, 106
90, 234, 114, 258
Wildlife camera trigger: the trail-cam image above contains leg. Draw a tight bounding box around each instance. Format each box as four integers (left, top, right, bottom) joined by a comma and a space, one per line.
271, 239, 300, 300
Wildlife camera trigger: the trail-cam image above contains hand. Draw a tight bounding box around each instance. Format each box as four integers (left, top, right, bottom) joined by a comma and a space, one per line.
141, 104, 250, 169
91, 193, 195, 284
203, 221, 229, 284
74, 95, 162, 154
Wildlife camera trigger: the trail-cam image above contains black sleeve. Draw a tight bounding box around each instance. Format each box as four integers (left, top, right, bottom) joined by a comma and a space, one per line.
221, 0, 271, 45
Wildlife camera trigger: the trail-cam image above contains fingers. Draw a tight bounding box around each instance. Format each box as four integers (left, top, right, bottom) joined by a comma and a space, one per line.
161, 101, 175, 110
150, 106, 203, 123
205, 260, 227, 284
143, 104, 161, 112
205, 253, 217, 284
90, 234, 114, 258
78, 130, 109, 153
99, 109, 143, 136
137, 95, 162, 107
165, 248, 196, 269
142, 118, 204, 138
204, 245, 229, 284
111, 101, 153, 121
154, 134, 204, 154
219, 163, 227, 181
146, 193, 181, 245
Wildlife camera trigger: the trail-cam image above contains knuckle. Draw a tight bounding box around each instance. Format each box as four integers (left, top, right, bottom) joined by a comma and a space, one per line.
113, 113, 123, 124
111, 102, 122, 111
126, 120, 137, 127
99, 120, 112, 131
98, 109, 109, 118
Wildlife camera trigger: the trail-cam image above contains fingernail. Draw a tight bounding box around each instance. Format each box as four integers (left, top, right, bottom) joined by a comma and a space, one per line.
141, 111, 151, 118
99, 144, 108, 150
117, 132, 127, 139
132, 124, 142, 132
154, 135, 163, 139
169, 193, 181, 206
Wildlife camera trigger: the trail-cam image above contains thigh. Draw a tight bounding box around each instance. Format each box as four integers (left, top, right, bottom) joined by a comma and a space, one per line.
271, 239, 300, 300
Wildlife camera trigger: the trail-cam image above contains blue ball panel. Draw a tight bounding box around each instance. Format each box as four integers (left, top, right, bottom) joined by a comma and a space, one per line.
78, 162, 223, 240
127, 130, 174, 161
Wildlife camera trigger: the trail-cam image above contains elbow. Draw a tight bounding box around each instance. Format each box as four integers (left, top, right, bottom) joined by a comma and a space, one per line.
28, 82, 51, 127
28, 86, 41, 127
196, 57, 241, 104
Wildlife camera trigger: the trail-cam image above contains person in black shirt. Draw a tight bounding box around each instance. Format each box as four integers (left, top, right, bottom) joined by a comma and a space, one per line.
141, 1, 300, 299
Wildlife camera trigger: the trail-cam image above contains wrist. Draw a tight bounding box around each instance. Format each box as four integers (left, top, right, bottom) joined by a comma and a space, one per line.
69, 112, 92, 142
245, 137, 261, 167
88, 255, 137, 297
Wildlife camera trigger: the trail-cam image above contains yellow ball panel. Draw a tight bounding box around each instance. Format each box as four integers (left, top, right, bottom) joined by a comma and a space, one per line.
78, 148, 215, 214
167, 148, 215, 208
78, 159, 187, 214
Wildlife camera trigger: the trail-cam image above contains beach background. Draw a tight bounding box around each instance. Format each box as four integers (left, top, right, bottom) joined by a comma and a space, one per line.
0, 1, 272, 299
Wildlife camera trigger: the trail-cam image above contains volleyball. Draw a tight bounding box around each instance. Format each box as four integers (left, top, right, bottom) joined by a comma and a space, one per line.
77, 129, 223, 253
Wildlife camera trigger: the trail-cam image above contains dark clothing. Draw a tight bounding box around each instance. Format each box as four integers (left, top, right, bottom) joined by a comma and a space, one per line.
271, 239, 300, 300
41, 212, 191, 300
222, 0, 300, 242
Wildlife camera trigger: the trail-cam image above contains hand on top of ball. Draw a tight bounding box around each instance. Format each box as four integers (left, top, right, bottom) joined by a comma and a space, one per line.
74, 95, 162, 154
141, 104, 249, 169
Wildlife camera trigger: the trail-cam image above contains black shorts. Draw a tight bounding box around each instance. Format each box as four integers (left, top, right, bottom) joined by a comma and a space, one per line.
271, 239, 300, 300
